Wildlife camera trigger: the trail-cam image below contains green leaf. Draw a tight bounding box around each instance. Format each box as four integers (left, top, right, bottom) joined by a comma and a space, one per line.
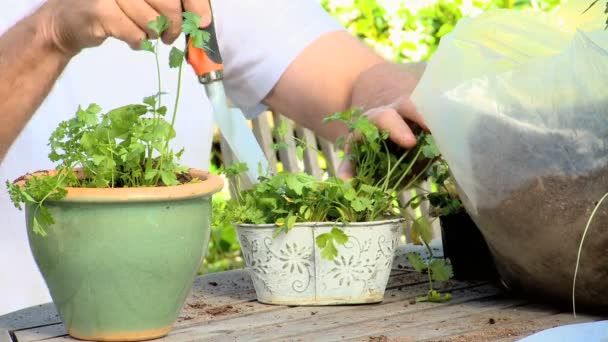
421, 135, 440, 159
148, 15, 170, 35
285, 174, 305, 195
223, 162, 248, 178
180, 12, 210, 50
320, 240, 338, 260
143, 95, 156, 107
92, 154, 105, 166
20, 191, 35, 203
351, 197, 373, 212
296, 146, 304, 161
144, 169, 158, 180
436, 23, 454, 38
426, 290, 452, 303
315, 232, 331, 248
276, 120, 288, 140
412, 216, 434, 245
344, 187, 357, 201
190, 31, 207, 50
169, 47, 184, 68
140, 39, 155, 53
271, 142, 289, 151
32, 217, 47, 237
76, 105, 99, 126
429, 259, 453, 282
331, 227, 348, 245
157, 106, 168, 116
286, 215, 297, 230
406, 253, 427, 272
160, 170, 179, 186
38, 206, 55, 226
182, 12, 202, 35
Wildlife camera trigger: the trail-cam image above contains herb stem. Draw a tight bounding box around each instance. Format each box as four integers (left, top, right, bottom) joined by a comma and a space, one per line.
155, 60, 185, 185
389, 147, 424, 194
154, 40, 162, 111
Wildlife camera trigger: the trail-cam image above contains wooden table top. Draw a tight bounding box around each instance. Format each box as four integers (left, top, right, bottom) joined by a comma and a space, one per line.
1, 266, 604, 342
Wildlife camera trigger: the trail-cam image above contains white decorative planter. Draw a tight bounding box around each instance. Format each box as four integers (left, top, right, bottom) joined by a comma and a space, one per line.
235, 219, 403, 305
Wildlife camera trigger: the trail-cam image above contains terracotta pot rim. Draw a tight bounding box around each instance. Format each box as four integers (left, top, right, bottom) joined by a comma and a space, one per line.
14, 168, 224, 203
235, 217, 405, 229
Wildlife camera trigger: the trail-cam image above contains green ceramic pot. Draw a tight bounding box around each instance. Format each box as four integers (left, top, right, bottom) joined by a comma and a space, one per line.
19, 169, 223, 341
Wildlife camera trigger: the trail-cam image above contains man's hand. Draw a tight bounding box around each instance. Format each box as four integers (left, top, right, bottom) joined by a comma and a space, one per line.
264, 31, 428, 180
0, 0, 211, 160
338, 62, 428, 179
39, 0, 212, 55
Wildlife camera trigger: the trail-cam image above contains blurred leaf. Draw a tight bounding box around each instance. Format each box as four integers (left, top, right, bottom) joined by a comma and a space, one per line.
407, 253, 427, 272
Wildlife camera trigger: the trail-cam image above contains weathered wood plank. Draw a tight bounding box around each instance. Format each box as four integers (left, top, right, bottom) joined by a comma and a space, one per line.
294, 127, 322, 179
161, 283, 498, 342
272, 114, 300, 173
318, 137, 339, 177
450, 312, 603, 342
383, 303, 558, 342
265, 285, 504, 342
251, 113, 278, 174
13, 324, 66, 342
20, 270, 429, 342
0, 330, 12, 342
0, 303, 59, 332
178, 270, 436, 327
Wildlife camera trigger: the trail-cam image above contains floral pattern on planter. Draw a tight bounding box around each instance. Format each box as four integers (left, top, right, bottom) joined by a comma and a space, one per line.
236, 219, 402, 305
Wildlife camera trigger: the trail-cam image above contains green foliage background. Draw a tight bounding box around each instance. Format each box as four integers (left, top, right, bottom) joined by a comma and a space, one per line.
201, 0, 564, 274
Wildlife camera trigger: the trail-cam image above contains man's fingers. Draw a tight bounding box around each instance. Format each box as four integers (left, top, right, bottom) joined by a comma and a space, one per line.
182, 0, 212, 26
396, 97, 429, 132
145, 0, 183, 44
115, 0, 161, 39
337, 160, 356, 181
102, 5, 148, 50
366, 108, 417, 149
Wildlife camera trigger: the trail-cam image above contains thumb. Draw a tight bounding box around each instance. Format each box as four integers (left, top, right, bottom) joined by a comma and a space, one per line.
337, 160, 355, 181
337, 142, 355, 180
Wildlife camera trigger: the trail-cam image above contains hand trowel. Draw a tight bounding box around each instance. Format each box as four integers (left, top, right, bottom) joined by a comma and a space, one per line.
185, 7, 269, 185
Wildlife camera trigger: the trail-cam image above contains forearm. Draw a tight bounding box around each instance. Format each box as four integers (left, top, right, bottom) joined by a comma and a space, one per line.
350, 61, 425, 111
0, 7, 73, 161
265, 31, 383, 142
265, 30, 426, 143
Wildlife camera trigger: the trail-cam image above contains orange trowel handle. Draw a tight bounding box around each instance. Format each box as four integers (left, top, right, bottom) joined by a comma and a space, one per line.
186, 9, 223, 78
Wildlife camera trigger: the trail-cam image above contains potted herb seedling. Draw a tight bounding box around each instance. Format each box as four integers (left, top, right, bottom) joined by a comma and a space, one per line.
217, 109, 441, 305
408, 161, 497, 283
5, 15, 223, 341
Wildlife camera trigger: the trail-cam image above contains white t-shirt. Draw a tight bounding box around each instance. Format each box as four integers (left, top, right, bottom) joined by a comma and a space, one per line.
0, 0, 342, 315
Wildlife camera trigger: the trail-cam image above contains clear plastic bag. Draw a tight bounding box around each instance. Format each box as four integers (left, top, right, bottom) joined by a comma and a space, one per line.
412, 0, 608, 309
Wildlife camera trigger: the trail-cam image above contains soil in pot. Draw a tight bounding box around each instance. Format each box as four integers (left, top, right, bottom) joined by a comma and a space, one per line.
440, 211, 499, 281
467, 114, 608, 310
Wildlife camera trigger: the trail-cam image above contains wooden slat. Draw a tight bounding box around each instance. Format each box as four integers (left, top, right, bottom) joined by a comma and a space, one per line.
22, 269, 421, 342
318, 137, 339, 177
218, 135, 238, 198
294, 127, 322, 178
272, 114, 300, 173
491, 313, 602, 342
251, 113, 278, 174
0, 330, 12, 342
184, 284, 499, 342
40, 272, 433, 342
383, 303, 557, 341
13, 324, 66, 342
